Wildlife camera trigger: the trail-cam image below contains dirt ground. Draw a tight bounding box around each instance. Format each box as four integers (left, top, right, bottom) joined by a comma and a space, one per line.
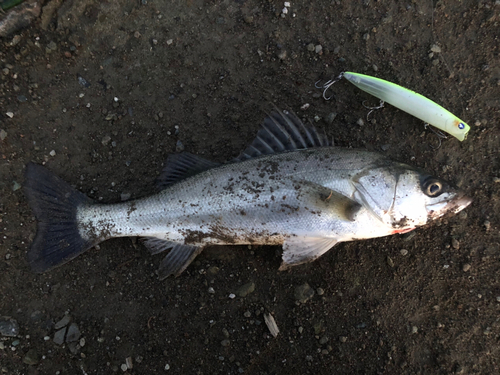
0, 0, 499, 373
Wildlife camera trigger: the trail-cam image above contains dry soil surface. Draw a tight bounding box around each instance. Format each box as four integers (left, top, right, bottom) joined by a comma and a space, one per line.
1, 0, 499, 374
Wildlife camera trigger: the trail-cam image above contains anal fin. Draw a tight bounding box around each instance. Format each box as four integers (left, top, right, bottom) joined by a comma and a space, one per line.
142, 238, 203, 279
159, 244, 203, 279
279, 236, 339, 270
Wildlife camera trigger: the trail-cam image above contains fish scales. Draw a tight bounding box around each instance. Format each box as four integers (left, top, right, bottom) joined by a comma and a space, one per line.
23, 109, 472, 278
78, 148, 387, 245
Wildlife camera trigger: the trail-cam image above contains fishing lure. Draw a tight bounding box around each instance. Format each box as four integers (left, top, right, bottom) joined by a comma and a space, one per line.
318, 72, 470, 141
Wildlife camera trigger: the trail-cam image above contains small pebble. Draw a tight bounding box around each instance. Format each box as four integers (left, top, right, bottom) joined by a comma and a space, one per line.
300, 103, 310, 110
49, 150, 56, 157
23, 349, 40, 365
315, 45, 322, 54
101, 135, 112, 146
0, 129, 7, 141
221, 339, 230, 347
339, 336, 347, 343
496, 296, 500, 302
451, 238, 460, 250
165, 364, 170, 370
412, 326, 418, 334
53, 328, 66, 345
6, 112, 14, 118
126, 357, 133, 369
121, 364, 128, 372
484, 220, 491, 231
66, 323, 81, 342
243, 311, 251, 318
462, 264, 471, 272
236, 282, 255, 297
356, 118, 364, 126
12, 181, 21, 191
430, 44, 442, 53
400, 249, 408, 256
55, 315, 71, 330
0, 317, 19, 337
264, 313, 279, 338
294, 283, 314, 303
325, 112, 337, 124
316, 288, 324, 296
307, 43, 315, 52
121, 193, 131, 201
277, 50, 287, 60
208, 287, 215, 294
167, 39, 173, 45
176, 140, 185, 152
228, 293, 236, 299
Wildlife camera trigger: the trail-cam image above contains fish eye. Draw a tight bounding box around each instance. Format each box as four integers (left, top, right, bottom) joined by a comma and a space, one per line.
458, 123, 465, 130
422, 178, 443, 197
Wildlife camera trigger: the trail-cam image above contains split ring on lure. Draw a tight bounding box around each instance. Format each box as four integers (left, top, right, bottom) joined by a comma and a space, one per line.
318, 72, 470, 141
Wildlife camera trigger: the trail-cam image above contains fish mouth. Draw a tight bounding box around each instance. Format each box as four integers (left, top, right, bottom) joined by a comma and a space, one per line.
426, 194, 472, 220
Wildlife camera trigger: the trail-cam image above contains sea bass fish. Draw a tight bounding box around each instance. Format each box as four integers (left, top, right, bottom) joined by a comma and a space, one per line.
24, 110, 471, 279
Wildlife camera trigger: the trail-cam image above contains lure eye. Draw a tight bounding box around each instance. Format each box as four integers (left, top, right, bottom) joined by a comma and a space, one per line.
422, 178, 443, 197
458, 123, 465, 130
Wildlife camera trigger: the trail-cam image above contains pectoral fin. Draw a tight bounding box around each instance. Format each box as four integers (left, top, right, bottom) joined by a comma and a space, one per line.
279, 236, 339, 270
295, 180, 361, 221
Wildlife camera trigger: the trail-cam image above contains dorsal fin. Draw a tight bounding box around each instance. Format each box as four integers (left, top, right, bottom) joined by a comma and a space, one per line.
157, 152, 220, 189
236, 109, 332, 161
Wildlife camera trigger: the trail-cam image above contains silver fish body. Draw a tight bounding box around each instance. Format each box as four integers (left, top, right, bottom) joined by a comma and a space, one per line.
24, 110, 471, 278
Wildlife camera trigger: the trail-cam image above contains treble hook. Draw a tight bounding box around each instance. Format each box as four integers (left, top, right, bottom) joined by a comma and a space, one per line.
362, 99, 385, 122
424, 123, 448, 150
315, 72, 345, 100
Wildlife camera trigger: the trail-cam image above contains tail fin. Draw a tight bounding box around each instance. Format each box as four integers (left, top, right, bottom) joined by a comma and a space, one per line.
23, 163, 97, 273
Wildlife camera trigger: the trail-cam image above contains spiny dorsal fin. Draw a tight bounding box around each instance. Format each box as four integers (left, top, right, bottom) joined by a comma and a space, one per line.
157, 152, 221, 189
236, 109, 332, 161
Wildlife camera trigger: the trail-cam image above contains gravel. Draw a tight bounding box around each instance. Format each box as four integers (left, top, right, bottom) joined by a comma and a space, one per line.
236, 282, 255, 297
0, 317, 19, 337
294, 283, 315, 303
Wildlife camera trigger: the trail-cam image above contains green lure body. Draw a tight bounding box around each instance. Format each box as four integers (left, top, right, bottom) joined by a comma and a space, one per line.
343, 72, 470, 141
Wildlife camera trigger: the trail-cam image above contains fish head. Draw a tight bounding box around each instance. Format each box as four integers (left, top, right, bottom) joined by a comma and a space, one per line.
353, 164, 472, 230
